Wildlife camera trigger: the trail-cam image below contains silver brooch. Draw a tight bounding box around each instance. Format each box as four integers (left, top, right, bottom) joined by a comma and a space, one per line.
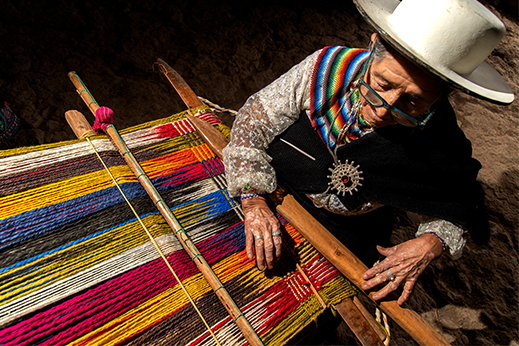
327, 160, 363, 196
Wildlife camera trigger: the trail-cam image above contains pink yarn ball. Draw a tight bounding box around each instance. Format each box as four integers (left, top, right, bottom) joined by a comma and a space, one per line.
95, 106, 114, 124
92, 106, 114, 133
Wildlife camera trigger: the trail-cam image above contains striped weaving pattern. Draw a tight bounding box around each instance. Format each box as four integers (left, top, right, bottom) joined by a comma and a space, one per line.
0, 107, 357, 345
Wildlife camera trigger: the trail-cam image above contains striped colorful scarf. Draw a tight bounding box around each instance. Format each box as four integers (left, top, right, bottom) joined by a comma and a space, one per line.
309, 47, 370, 148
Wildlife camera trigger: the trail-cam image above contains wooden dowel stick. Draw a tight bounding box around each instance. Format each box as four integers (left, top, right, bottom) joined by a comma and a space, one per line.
353, 296, 388, 342
335, 298, 385, 346
155, 60, 450, 346
68, 72, 264, 346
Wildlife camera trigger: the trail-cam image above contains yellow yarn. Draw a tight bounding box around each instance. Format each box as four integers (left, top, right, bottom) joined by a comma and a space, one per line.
262, 275, 357, 345
117, 106, 211, 135
0, 214, 168, 305
68, 272, 211, 346
0, 165, 134, 219
0, 143, 207, 220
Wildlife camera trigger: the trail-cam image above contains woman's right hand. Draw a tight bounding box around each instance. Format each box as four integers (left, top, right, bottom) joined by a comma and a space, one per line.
242, 196, 283, 270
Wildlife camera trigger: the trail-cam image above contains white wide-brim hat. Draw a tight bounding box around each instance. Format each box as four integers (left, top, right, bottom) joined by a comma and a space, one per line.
353, 0, 514, 105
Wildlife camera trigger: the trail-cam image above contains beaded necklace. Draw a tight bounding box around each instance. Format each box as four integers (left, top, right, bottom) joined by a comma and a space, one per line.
324, 76, 373, 197
335, 88, 373, 145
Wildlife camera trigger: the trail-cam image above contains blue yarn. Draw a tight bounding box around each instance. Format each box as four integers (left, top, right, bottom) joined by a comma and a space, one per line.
0, 161, 217, 251
170, 190, 234, 224
0, 211, 156, 288
199, 221, 246, 261
0, 182, 146, 251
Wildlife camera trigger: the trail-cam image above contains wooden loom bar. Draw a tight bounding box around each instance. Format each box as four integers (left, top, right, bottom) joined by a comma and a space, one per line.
353, 296, 388, 342
155, 59, 450, 346
335, 298, 385, 346
68, 72, 264, 346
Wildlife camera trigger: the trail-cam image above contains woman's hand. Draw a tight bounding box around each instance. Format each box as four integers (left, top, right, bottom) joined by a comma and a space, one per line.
361, 233, 443, 305
242, 196, 283, 270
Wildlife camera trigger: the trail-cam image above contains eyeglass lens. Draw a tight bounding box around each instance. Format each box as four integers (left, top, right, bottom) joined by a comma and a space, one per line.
359, 82, 420, 127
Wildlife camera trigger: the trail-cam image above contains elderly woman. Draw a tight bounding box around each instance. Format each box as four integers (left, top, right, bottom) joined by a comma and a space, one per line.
222, 0, 514, 305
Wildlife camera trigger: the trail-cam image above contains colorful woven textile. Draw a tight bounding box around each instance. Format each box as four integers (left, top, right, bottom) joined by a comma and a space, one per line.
0, 107, 357, 345
0, 102, 19, 145
309, 47, 370, 148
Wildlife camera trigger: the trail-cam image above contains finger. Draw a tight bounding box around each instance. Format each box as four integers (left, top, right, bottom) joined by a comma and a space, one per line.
263, 230, 275, 270
254, 235, 266, 271
245, 228, 254, 260
268, 219, 283, 261
273, 233, 283, 261
362, 266, 380, 280
362, 268, 393, 290
376, 245, 397, 257
398, 280, 416, 306
371, 279, 401, 301
363, 257, 399, 280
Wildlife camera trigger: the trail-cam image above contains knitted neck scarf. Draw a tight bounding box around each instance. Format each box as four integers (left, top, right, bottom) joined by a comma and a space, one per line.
309, 47, 371, 149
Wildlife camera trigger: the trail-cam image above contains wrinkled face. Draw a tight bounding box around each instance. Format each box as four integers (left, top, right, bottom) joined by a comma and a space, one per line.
360, 35, 443, 128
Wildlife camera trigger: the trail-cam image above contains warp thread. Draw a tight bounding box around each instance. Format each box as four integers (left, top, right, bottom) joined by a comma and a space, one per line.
0, 108, 357, 345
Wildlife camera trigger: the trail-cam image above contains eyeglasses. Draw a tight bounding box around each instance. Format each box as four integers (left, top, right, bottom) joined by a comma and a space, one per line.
357, 49, 436, 128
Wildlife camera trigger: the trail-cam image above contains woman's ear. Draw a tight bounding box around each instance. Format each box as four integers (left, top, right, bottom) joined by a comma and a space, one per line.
369, 33, 378, 50
370, 33, 378, 44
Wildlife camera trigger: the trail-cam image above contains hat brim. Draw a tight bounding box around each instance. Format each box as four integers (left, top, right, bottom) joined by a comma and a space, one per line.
353, 0, 514, 105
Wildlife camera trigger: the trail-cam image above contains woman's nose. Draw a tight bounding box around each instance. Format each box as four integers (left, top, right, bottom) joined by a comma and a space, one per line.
382, 90, 399, 107
370, 94, 399, 125
377, 92, 398, 117
376, 99, 394, 118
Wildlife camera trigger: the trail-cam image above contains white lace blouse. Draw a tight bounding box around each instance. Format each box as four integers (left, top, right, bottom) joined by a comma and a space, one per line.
222, 49, 466, 258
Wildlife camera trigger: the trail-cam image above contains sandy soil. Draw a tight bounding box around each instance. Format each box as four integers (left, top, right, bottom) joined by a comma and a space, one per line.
0, 0, 517, 345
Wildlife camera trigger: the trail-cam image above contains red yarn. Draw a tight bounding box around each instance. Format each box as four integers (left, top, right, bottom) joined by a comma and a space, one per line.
155, 123, 180, 138
92, 106, 114, 133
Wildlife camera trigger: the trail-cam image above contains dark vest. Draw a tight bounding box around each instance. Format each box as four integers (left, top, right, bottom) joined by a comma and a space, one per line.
267, 98, 489, 245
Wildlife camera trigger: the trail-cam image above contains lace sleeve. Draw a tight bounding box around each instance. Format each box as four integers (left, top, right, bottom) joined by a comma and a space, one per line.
222, 50, 320, 197
415, 216, 468, 259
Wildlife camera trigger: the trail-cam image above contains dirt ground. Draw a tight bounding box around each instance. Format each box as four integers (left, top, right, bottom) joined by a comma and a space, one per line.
0, 0, 517, 345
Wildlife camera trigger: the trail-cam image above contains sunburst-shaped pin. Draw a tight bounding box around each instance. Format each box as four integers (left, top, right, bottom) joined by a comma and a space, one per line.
327, 159, 363, 196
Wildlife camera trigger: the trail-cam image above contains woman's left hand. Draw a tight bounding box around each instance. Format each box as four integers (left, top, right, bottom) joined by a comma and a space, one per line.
361, 233, 444, 305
